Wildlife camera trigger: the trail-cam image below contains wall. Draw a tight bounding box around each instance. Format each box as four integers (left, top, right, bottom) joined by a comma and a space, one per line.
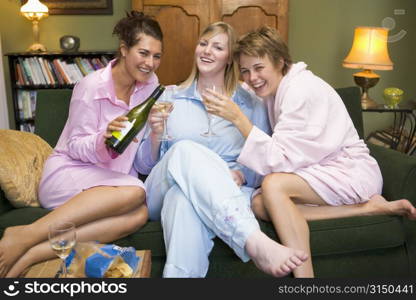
1, 0, 415, 135
289, 0, 415, 135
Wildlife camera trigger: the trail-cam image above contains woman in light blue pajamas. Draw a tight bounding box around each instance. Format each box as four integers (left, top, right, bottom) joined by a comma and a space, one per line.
134, 22, 308, 277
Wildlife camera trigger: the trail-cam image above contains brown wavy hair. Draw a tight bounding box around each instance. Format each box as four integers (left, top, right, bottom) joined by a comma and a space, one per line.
234, 26, 292, 75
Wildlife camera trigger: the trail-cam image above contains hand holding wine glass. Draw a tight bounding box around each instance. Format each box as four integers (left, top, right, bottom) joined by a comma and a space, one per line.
201, 84, 223, 137
153, 88, 174, 141
48, 221, 76, 278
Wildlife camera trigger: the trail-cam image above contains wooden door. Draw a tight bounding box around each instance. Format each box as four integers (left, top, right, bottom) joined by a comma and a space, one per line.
220, 0, 288, 42
132, 0, 288, 85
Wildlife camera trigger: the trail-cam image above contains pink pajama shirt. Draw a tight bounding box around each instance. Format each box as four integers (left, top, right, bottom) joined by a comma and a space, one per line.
238, 62, 382, 205
38, 60, 158, 209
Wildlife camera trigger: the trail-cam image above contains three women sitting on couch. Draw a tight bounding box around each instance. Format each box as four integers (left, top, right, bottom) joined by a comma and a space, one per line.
0, 14, 415, 278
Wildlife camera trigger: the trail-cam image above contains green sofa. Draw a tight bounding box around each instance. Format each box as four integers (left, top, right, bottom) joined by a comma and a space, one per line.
1, 87, 415, 278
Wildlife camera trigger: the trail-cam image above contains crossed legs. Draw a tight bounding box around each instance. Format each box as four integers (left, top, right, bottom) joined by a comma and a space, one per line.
0, 185, 147, 277
147, 140, 308, 277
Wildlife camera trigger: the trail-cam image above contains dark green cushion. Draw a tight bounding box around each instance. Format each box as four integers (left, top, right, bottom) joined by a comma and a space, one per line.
369, 144, 416, 205
335, 86, 364, 139
34, 89, 72, 147
0, 207, 49, 236
0, 189, 13, 215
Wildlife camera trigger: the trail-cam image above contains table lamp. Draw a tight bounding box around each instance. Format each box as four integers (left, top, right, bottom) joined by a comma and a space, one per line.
21, 0, 49, 52
343, 26, 393, 109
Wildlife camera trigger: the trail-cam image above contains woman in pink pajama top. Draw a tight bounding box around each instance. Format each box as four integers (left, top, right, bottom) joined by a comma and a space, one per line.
0, 12, 165, 278
203, 26, 416, 278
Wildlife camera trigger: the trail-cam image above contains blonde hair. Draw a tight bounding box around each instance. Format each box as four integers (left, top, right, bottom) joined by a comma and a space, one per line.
180, 22, 239, 96
234, 26, 292, 75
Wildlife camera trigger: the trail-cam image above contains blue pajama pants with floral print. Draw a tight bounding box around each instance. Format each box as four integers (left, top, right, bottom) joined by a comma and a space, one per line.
145, 140, 259, 277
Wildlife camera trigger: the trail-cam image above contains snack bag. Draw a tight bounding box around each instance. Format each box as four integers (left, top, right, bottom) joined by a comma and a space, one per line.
66, 242, 139, 278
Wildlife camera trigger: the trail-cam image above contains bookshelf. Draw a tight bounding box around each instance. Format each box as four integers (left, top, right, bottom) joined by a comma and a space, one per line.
6, 51, 115, 132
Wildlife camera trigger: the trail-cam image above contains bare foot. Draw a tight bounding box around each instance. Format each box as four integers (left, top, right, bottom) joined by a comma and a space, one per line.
368, 195, 416, 220
0, 226, 34, 277
6, 241, 56, 278
245, 230, 308, 277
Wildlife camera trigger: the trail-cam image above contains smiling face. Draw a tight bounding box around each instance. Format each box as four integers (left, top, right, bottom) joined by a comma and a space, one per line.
239, 54, 284, 98
195, 32, 230, 77
121, 33, 162, 83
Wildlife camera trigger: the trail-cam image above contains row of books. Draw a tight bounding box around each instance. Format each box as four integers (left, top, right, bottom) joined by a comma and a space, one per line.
366, 128, 416, 155
17, 90, 37, 120
14, 55, 112, 87
19, 123, 35, 133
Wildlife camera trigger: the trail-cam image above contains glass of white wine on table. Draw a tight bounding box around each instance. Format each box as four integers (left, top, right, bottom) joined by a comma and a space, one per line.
48, 221, 76, 278
154, 88, 174, 141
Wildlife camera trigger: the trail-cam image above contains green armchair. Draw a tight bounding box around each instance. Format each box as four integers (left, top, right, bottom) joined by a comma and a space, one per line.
0, 87, 415, 277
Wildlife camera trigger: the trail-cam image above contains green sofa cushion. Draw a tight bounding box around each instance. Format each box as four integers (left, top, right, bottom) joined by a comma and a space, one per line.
0, 207, 49, 236
34, 89, 72, 147
111, 215, 406, 258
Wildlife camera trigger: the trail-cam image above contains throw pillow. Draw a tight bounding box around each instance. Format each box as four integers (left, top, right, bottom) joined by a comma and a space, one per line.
0, 129, 52, 207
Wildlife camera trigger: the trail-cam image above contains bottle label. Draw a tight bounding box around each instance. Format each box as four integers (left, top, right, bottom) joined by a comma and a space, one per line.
112, 119, 135, 140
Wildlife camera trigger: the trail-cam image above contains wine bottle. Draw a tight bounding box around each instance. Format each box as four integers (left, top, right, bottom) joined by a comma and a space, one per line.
106, 84, 165, 154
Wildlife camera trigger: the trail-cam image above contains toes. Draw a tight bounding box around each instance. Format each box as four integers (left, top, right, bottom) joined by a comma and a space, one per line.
284, 259, 297, 270
279, 264, 291, 276
0, 266, 6, 278
289, 255, 304, 267
295, 250, 308, 261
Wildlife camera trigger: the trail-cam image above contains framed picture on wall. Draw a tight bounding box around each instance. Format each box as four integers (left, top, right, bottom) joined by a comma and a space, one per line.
21, 0, 113, 15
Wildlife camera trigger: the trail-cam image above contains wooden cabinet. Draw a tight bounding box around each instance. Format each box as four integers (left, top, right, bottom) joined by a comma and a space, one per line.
132, 0, 288, 85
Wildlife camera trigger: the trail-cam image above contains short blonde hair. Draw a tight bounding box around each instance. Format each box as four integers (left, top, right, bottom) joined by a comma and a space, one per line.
235, 26, 292, 75
180, 22, 239, 96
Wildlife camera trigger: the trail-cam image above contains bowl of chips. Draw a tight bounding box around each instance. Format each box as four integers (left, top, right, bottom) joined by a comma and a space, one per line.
66, 242, 139, 278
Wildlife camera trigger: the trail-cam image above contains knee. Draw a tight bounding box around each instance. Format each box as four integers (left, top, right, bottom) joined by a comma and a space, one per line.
261, 173, 290, 198
121, 205, 149, 236
168, 140, 206, 160
118, 186, 146, 213
169, 140, 197, 154
251, 196, 264, 218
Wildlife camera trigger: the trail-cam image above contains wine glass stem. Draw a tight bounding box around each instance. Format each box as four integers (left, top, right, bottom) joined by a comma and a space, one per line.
208, 115, 213, 134
163, 117, 168, 138
61, 259, 67, 278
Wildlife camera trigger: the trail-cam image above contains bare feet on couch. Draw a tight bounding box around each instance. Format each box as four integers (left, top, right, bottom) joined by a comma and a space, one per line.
245, 230, 308, 277
367, 195, 416, 220
0, 225, 34, 277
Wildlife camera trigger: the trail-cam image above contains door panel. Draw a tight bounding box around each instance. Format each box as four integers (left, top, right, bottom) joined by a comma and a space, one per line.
131, 0, 288, 84
222, 6, 277, 38
154, 6, 200, 84
220, 0, 288, 41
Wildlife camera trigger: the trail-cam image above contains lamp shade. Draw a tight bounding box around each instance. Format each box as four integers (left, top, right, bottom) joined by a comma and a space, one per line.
343, 26, 393, 71
21, 0, 48, 13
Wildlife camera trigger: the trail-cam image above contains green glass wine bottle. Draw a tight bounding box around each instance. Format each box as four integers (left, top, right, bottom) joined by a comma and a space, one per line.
106, 84, 165, 154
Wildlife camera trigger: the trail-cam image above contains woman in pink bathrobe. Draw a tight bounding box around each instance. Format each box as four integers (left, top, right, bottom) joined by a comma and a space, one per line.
0, 12, 166, 277
203, 26, 416, 278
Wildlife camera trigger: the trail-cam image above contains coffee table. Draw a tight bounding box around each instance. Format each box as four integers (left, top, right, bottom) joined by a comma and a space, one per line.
23, 250, 151, 278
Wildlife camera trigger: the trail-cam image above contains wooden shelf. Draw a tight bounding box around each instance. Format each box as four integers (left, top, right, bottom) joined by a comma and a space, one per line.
6, 51, 115, 132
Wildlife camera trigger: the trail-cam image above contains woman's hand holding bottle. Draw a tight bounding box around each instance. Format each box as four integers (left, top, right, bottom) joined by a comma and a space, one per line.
105, 116, 138, 143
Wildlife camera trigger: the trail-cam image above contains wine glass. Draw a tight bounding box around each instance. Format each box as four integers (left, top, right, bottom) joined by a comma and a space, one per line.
201, 84, 222, 137
154, 88, 174, 141
48, 221, 76, 278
